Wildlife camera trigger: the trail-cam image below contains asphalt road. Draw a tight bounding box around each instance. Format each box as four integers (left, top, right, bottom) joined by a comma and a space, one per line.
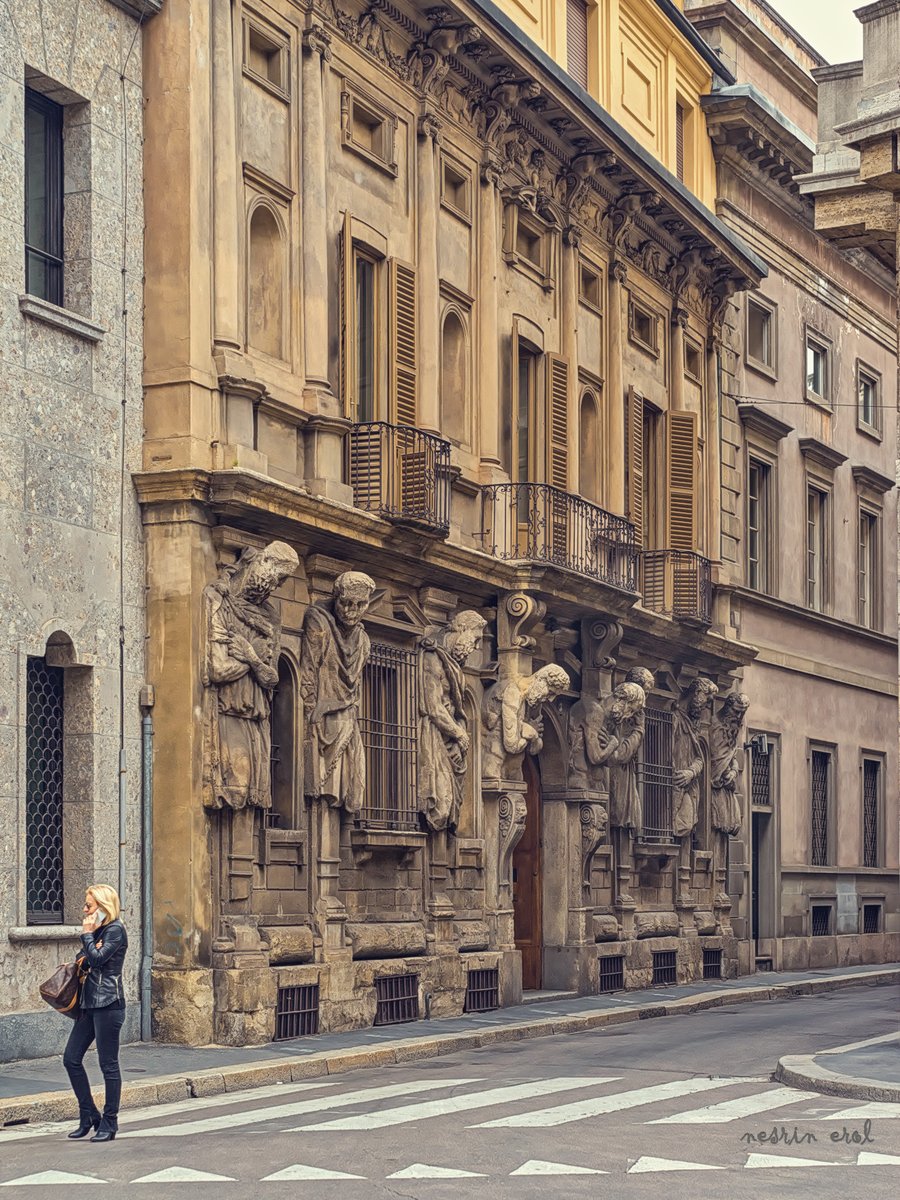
0, 986, 897, 1199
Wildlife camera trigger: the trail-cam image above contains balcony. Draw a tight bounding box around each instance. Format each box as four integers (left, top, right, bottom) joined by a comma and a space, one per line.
348, 422, 451, 535
482, 482, 637, 591
640, 550, 712, 624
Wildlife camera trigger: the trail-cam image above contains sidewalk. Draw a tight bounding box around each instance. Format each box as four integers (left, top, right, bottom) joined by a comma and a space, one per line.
776, 1030, 900, 1102
1, 962, 896, 1125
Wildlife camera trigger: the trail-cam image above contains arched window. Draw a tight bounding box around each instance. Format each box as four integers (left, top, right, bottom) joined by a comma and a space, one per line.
270, 655, 296, 828
248, 204, 285, 360
579, 389, 602, 503
440, 309, 468, 444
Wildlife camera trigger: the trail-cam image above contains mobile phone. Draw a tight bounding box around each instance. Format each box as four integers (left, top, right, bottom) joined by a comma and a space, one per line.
93, 907, 108, 927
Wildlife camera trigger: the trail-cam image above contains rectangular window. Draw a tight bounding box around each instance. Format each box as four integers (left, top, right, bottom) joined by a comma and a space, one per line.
811, 904, 832, 937
578, 261, 601, 310
516, 344, 537, 484
638, 707, 674, 842
26, 656, 65, 924
341, 86, 398, 177
243, 16, 290, 98
566, 0, 590, 89
675, 103, 685, 182
805, 333, 830, 405
747, 298, 775, 372
747, 457, 771, 593
359, 643, 418, 830
629, 301, 658, 354
440, 157, 471, 220
515, 221, 543, 268
862, 903, 881, 934
857, 363, 881, 436
750, 740, 772, 808
25, 89, 64, 306
810, 748, 831, 867
858, 508, 880, 629
806, 485, 828, 611
641, 404, 661, 550
355, 252, 377, 424
684, 340, 702, 382
862, 758, 881, 869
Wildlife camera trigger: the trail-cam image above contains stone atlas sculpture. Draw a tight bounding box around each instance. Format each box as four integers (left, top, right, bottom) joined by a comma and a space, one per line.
482, 663, 570, 780
710, 692, 750, 835
673, 676, 719, 837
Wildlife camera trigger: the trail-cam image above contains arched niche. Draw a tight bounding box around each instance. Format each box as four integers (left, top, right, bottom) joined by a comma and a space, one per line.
270, 654, 297, 828
440, 307, 469, 445
247, 202, 286, 360
579, 389, 602, 504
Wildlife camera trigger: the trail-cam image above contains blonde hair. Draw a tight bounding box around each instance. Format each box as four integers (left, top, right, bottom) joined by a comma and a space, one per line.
86, 884, 121, 925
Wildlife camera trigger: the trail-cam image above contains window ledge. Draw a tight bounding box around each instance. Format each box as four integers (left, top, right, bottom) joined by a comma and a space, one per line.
9, 925, 83, 943
19, 295, 105, 343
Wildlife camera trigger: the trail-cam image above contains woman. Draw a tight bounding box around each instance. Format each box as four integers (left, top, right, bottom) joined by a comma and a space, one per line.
63, 885, 128, 1143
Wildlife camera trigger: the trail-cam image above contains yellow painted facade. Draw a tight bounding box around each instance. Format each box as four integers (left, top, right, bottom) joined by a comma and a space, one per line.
494, 0, 717, 205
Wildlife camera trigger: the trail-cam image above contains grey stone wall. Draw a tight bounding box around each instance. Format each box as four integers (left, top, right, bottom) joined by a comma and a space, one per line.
0, 0, 148, 1061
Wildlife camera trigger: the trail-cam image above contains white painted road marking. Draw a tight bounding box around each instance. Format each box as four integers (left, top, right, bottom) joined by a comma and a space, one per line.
261, 1165, 366, 1181
857, 1151, 900, 1166
648, 1086, 820, 1124
744, 1153, 838, 1169
387, 1164, 487, 1179
629, 1157, 723, 1173
473, 1077, 739, 1127
510, 1160, 606, 1176
120, 1077, 481, 1138
289, 1077, 616, 1131
1, 1171, 105, 1187
132, 1167, 237, 1183
824, 1102, 900, 1121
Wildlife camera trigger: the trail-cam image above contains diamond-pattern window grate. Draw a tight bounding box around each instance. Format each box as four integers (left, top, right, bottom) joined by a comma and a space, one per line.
465, 968, 499, 1013
863, 760, 880, 869
25, 657, 65, 924
374, 973, 419, 1026
811, 905, 832, 937
702, 948, 722, 980
810, 751, 830, 867
652, 951, 677, 986
862, 904, 881, 935
599, 955, 625, 993
751, 748, 771, 806
274, 984, 319, 1040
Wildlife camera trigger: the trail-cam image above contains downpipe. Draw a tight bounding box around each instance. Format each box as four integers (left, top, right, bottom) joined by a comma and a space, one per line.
140, 707, 154, 1041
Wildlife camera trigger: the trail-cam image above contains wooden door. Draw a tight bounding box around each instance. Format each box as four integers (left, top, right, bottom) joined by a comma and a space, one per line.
513, 756, 542, 990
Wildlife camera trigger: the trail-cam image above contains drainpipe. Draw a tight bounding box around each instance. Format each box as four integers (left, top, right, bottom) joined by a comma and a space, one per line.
140, 694, 155, 1041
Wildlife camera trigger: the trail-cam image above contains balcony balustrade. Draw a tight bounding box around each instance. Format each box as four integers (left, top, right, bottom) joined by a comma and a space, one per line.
482, 482, 637, 591
348, 422, 451, 535
639, 549, 712, 624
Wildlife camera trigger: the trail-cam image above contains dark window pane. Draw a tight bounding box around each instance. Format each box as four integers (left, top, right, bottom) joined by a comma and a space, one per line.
24, 89, 63, 305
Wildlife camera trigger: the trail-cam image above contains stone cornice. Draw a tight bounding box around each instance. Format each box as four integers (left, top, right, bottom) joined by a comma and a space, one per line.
798, 437, 848, 471
851, 464, 896, 495
702, 87, 814, 194
736, 403, 793, 442
109, 0, 163, 18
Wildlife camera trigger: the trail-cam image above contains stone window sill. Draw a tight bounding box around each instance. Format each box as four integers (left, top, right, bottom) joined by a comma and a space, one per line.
19, 294, 105, 343
8, 926, 84, 943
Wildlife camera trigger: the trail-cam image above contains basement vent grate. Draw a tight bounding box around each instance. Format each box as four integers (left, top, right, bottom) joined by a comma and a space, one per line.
274, 983, 320, 1041
465, 968, 500, 1012
598, 955, 625, 993
702, 948, 722, 980
651, 950, 677, 986
374, 973, 419, 1026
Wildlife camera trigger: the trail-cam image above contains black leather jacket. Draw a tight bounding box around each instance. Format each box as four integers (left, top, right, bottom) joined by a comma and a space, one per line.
79, 920, 128, 1009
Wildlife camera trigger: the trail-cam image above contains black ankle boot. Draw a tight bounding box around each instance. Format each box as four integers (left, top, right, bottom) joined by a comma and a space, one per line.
90, 1119, 117, 1143
68, 1113, 101, 1140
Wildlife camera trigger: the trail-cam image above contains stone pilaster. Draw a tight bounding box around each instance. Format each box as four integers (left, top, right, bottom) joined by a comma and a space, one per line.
606, 259, 627, 513
211, 0, 241, 351
478, 160, 502, 477
417, 111, 442, 434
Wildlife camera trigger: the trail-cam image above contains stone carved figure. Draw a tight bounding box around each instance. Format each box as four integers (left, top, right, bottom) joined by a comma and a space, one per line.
710, 693, 750, 836
569, 682, 645, 798
202, 541, 299, 810
600, 682, 648, 833
300, 572, 377, 813
672, 677, 719, 837
418, 610, 487, 832
482, 663, 569, 780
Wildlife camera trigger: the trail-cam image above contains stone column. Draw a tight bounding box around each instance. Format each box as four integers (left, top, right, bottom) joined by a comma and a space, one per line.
562, 227, 580, 492
606, 259, 627, 513
478, 161, 502, 477
670, 305, 687, 412
211, 0, 241, 351
417, 113, 441, 435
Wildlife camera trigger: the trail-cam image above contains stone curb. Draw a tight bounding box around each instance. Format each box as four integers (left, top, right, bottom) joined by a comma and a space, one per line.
1, 967, 895, 1127
774, 1033, 900, 1103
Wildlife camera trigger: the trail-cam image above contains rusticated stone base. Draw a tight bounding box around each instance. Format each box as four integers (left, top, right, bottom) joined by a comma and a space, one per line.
596, 935, 739, 989
151, 968, 215, 1045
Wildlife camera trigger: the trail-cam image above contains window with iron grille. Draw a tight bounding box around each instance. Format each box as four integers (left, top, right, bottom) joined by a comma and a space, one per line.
862, 904, 881, 934
751, 742, 772, 807
465, 968, 499, 1012
25, 89, 64, 306
638, 708, 674, 842
862, 758, 881, 869
652, 951, 677, 986
26, 657, 65, 924
811, 904, 832, 937
374, 973, 419, 1025
358, 643, 418, 830
599, 955, 624, 993
274, 983, 320, 1040
810, 749, 831, 867
702, 948, 722, 980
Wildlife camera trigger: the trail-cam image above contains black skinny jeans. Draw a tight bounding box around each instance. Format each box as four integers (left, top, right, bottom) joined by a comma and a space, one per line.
63, 1005, 126, 1125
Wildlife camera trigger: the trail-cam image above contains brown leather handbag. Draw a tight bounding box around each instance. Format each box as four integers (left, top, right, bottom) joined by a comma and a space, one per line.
39, 957, 86, 1018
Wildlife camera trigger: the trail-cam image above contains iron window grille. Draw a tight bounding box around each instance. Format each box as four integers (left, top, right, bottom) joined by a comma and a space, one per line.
274, 983, 320, 1040
652, 951, 677, 986
702, 949, 722, 980
25, 89, 64, 306
374, 973, 419, 1025
465, 968, 500, 1013
598, 955, 625, 993
862, 759, 880, 869
348, 422, 451, 534
862, 904, 881, 935
25, 657, 65, 924
639, 550, 712, 624
811, 905, 832, 937
358, 643, 419, 831
637, 708, 675, 843
810, 750, 831, 866
751, 744, 771, 807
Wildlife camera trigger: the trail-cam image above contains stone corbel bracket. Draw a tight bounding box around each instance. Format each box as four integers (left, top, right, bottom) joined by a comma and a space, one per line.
580, 802, 609, 887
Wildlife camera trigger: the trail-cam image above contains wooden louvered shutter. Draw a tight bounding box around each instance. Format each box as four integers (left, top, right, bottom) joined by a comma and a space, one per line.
389, 259, 417, 427
675, 104, 685, 183
666, 409, 698, 550
340, 211, 353, 418
625, 385, 644, 548
567, 0, 589, 89
546, 354, 570, 491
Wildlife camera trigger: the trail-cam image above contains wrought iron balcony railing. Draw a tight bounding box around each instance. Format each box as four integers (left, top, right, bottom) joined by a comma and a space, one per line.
640, 550, 712, 624
348, 422, 451, 535
482, 482, 637, 591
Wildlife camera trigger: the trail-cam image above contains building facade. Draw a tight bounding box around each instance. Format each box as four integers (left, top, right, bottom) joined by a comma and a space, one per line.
0, 0, 159, 1061
686, 0, 899, 973
140, 0, 777, 1047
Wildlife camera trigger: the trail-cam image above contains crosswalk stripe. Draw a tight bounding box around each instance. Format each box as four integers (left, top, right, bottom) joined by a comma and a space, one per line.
261, 1165, 366, 1181
387, 1165, 487, 1179
472, 1076, 739, 1128
119, 1077, 481, 1139
745, 1153, 837, 1169
510, 1161, 606, 1176
825, 1102, 900, 1121
132, 1168, 236, 1183
648, 1086, 819, 1124
1, 1172, 104, 1186
857, 1151, 900, 1166
288, 1077, 615, 1132
628, 1157, 723, 1173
